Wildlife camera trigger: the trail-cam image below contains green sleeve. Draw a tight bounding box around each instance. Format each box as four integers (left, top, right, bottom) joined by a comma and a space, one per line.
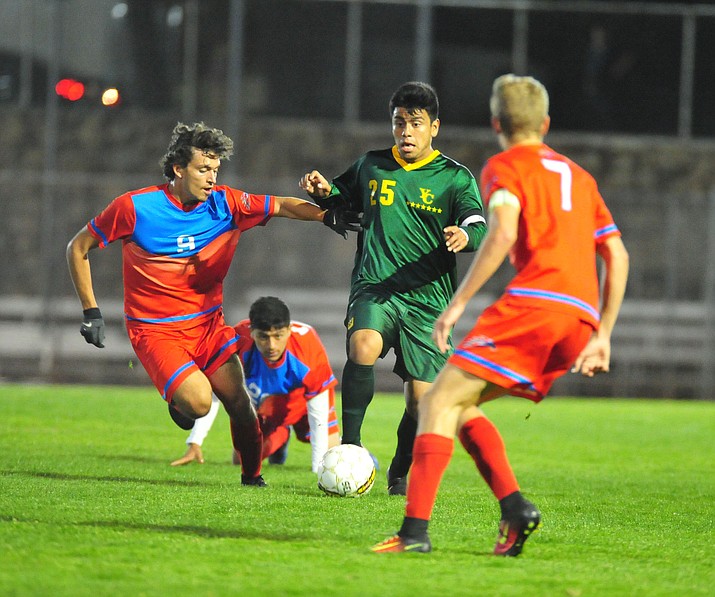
328, 158, 364, 211
453, 167, 487, 252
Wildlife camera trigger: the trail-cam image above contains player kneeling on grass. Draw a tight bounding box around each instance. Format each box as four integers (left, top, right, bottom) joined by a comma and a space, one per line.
66, 123, 359, 489
171, 297, 341, 473
372, 74, 629, 555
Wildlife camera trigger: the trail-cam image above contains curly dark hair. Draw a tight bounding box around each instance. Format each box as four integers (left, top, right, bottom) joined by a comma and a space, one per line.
249, 297, 291, 331
160, 122, 234, 180
389, 81, 439, 122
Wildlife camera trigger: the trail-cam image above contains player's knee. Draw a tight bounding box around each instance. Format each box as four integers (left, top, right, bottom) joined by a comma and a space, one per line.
419, 390, 446, 419
193, 399, 212, 418
348, 349, 380, 366
173, 371, 213, 417
171, 395, 210, 419
181, 394, 212, 418
348, 331, 382, 364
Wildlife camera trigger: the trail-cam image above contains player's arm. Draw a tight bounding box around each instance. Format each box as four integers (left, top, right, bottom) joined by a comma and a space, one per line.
445, 171, 488, 253
67, 227, 100, 310
433, 197, 520, 352
596, 235, 629, 337
273, 196, 361, 239
444, 207, 487, 254
572, 235, 629, 377
66, 227, 105, 348
171, 395, 221, 466
299, 170, 333, 205
306, 390, 331, 473
273, 195, 325, 221
301, 162, 361, 210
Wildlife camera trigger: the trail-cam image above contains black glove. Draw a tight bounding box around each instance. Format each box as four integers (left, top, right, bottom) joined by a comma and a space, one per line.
80, 307, 105, 348
323, 207, 363, 239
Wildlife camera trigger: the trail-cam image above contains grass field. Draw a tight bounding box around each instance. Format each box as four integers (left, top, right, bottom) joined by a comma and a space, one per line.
1, 384, 713, 596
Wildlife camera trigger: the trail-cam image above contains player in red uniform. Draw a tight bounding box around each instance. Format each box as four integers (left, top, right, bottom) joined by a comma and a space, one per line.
66, 122, 358, 487
372, 74, 629, 554
170, 297, 340, 472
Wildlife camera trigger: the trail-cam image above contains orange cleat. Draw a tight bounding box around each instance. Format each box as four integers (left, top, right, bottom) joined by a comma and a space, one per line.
371, 534, 431, 553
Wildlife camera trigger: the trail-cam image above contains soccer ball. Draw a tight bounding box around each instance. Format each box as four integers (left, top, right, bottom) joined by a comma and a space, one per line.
317, 444, 376, 497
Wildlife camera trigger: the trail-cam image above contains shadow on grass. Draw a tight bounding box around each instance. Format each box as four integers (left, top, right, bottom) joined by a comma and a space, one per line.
0, 469, 224, 487
0, 514, 303, 541
99, 454, 232, 466
1, 468, 333, 498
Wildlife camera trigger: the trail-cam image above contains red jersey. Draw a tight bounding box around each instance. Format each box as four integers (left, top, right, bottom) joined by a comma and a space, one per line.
87, 184, 274, 325
480, 143, 621, 328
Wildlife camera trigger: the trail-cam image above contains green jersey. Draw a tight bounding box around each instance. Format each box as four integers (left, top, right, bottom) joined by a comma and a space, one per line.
330, 146, 486, 312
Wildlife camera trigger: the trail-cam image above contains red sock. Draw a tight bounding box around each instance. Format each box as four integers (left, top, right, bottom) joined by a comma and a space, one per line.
262, 426, 290, 459
230, 416, 263, 478
405, 434, 454, 521
458, 416, 518, 500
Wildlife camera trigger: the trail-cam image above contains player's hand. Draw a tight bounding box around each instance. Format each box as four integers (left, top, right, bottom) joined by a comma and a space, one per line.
170, 443, 205, 466
432, 301, 466, 353
80, 308, 105, 348
444, 226, 468, 253
323, 206, 363, 239
571, 333, 611, 377
300, 170, 333, 206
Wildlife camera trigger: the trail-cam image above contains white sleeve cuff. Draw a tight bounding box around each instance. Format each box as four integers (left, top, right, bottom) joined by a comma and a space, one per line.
307, 390, 330, 473
186, 394, 221, 446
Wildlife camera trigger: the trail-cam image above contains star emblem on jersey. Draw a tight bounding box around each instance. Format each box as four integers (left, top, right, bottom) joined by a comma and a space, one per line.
405, 199, 443, 214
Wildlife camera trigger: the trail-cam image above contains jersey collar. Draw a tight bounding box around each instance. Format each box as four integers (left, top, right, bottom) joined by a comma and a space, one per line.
391, 145, 441, 171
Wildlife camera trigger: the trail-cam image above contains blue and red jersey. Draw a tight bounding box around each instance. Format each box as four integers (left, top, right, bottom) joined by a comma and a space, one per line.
87, 184, 275, 325
234, 320, 338, 410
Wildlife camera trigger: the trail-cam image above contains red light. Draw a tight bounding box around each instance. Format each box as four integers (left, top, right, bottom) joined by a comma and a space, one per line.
55, 78, 85, 101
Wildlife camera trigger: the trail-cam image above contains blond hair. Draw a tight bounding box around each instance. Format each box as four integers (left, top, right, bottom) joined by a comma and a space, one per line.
489, 74, 549, 141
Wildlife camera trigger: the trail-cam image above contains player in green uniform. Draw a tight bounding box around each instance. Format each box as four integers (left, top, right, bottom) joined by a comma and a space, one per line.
300, 82, 486, 494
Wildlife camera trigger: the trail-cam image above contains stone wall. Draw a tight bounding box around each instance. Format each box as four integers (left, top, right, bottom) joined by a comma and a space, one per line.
3, 105, 714, 396
5, 105, 715, 303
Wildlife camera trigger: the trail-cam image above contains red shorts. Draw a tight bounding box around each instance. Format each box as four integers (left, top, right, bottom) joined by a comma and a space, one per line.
127, 310, 239, 402
258, 389, 340, 442
449, 299, 594, 402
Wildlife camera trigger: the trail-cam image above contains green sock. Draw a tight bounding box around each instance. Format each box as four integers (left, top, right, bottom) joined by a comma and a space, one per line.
340, 360, 374, 445
389, 409, 417, 478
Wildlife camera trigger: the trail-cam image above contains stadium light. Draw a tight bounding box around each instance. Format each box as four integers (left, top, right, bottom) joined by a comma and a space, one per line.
101, 87, 121, 107
55, 78, 85, 101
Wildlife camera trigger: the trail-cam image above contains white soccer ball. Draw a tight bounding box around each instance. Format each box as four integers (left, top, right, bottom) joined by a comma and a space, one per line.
317, 444, 376, 497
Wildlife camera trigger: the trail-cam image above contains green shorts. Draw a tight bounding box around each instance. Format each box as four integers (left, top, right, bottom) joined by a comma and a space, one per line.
344, 291, 452, 382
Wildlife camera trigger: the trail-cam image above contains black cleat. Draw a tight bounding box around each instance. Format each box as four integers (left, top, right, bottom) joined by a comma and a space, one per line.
168, 402, 194, 430
387, 467, 407, 496
493, 500, 541, 557
241, 474, 267, 487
